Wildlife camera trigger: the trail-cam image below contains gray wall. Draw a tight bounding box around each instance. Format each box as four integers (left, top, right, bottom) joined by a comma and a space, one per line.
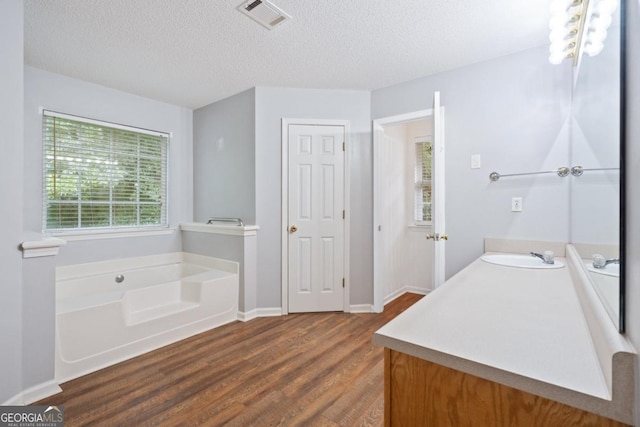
22, 257, 56, 392
372, 46, 573, 279
625, 1, 640, 425
255, 87, 372, 307
24, 66, 193, 265
0, 0, 24, 404
193, 88, 256, 224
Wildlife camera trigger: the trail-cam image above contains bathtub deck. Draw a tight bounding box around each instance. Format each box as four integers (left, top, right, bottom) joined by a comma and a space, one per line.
37, 293, 424, 426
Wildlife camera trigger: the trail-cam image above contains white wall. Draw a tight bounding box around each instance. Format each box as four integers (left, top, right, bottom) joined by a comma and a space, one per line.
379, 123, 410, 299
255, 87, 372, 307
193, 88, 256, 224
23, 66, 193, 265
372, 45, 573, 279
625, 1, 640, 425
379, 120, 432, 301
0, 0, 24, 404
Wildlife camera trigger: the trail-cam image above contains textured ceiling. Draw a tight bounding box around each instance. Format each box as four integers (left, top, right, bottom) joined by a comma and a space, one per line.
24, 0, 550, 109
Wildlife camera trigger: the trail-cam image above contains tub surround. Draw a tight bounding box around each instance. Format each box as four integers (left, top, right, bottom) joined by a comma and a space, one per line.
373, 243, 635, 424
181, 222, 265, 320
55, 252, 239, 382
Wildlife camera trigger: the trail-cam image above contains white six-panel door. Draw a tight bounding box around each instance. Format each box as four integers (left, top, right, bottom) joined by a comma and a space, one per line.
286, 124, 345, 312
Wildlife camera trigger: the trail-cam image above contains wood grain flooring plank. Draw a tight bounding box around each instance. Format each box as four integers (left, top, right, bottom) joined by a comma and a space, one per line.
36, 293, 423, 426
322, 358, 384, 426
350, 394, 386, 427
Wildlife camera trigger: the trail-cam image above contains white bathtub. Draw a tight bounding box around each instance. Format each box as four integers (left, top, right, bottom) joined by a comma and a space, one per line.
55, 252, 239, 382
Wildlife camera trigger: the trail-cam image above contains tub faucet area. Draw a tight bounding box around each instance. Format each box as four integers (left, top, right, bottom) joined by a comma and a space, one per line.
207, 217, 245, 226
530, 251, 555, 264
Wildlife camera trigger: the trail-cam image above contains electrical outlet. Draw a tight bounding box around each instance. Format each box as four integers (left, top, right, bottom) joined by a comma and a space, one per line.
512, 197, 523, 212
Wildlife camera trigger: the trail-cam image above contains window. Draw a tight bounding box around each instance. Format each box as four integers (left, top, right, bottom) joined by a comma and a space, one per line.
414, 138, 432, 225
43, 111, 168, 233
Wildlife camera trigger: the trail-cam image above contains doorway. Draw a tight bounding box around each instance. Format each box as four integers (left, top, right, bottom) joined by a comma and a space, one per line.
281, 119, 350, 313
372, 93, 446, 312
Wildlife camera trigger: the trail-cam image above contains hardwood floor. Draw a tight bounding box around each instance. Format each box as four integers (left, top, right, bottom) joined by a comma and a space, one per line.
37, 293, 423, 426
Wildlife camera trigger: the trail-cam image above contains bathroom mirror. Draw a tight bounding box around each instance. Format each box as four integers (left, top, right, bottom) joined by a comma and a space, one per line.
570, 3, 625, 331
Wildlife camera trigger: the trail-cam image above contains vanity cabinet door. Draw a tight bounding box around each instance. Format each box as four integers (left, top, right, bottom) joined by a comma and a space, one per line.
384, 349, 629, 427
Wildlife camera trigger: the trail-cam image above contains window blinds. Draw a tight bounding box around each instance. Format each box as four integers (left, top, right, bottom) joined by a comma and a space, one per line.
42, 111, 169, 232
414, 140, 433, 224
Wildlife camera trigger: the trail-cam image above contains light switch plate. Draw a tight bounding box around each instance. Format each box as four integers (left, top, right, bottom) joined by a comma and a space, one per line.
471, 154, 481, 169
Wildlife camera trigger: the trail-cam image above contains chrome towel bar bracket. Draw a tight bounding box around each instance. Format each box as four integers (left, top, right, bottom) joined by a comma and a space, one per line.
489, 167, 569, 182
489, 166, 619, 182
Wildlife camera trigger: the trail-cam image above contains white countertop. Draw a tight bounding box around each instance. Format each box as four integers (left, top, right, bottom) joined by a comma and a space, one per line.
374, 255, 609, 399
373, 246, 638, 425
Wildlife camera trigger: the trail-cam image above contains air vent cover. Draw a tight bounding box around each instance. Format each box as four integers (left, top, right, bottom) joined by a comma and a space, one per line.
237, 0, 291, 30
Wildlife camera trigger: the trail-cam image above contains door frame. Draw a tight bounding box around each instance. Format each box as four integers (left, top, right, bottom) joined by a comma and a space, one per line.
372, 109, 443, 313
281, 118, 351, 315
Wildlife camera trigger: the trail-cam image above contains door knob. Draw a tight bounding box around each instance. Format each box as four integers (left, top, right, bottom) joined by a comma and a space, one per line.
426, 233, 447, 241
289, 225, 298, 233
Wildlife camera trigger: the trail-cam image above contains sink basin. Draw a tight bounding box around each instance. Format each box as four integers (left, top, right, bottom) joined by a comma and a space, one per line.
585, 261, 620, 277
481, 254, 565, 269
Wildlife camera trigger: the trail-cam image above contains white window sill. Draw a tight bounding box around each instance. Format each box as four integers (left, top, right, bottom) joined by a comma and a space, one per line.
408, 224, 433, 232
21, 235, 67, 259
50, 227, 176, 242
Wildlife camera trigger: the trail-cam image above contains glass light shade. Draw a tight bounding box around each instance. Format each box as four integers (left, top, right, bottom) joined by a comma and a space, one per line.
549, 51, 567, 64
584, 40, 604, 55
587, 27, 608, 44
549, 28, 567, 43
549, 41, 566, 55
549, 14, 569, 30
591, 13, 613, 30
549, 0, 573, 14
595, 0, 618, 16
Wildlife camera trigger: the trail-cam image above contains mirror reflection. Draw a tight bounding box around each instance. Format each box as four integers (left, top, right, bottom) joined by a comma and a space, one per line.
569, 4, 623, 331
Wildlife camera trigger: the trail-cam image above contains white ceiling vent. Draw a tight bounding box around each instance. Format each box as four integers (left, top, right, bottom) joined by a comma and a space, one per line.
237, 0, 291, 30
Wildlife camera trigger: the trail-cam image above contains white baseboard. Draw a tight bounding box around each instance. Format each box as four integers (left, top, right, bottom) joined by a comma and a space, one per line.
1, 380, 62, 406
384, 287, 429, 305
404, 286, 429, 296
257, 308, 283, 317
238, 309, 258, 322
240, 301, 418, 318
349, 304, 374, 313
1, 391, 24, 406
23, 380, 62, 405
238, 307, 283, 322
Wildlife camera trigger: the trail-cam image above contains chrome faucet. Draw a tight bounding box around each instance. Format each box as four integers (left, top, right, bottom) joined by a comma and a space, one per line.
530, 251, 555, 264
592, 254, 619, 269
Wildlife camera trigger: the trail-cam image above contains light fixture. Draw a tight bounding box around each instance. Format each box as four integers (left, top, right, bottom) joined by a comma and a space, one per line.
548, 0, 618, 65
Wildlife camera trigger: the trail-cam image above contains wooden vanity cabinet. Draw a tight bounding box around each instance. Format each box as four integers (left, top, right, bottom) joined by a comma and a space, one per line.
384, 349, 630, 427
